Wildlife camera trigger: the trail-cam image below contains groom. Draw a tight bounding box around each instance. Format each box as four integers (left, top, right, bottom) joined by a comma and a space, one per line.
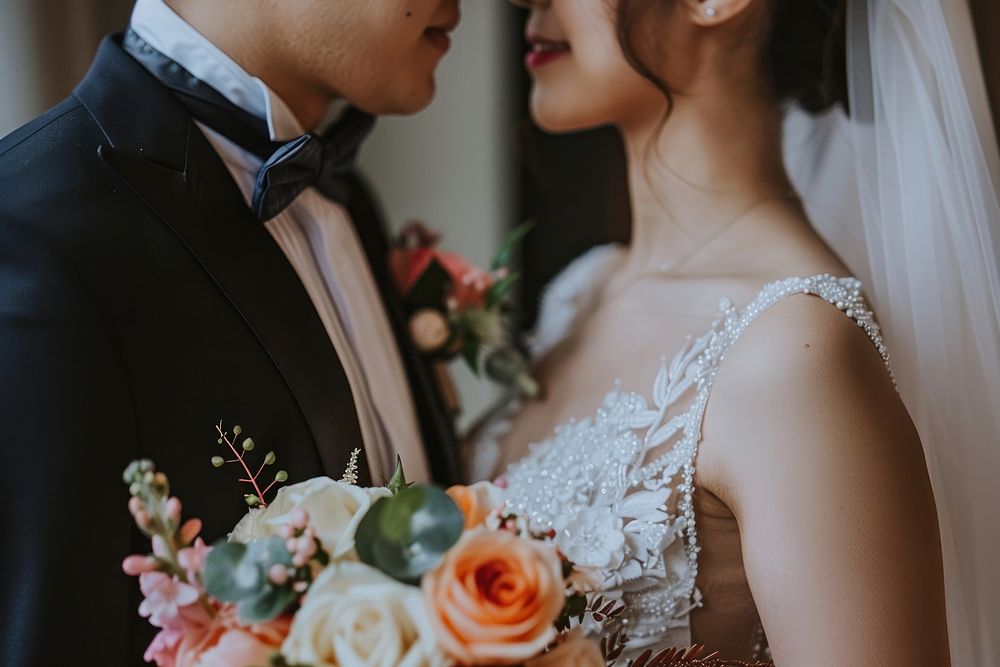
0, 0, 460, 663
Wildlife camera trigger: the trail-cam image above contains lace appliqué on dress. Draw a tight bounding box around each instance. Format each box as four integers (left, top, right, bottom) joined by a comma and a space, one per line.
500, 273, 893, 658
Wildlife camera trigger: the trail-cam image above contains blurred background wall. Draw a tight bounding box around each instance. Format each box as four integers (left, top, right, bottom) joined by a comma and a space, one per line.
0, 0, 134, 134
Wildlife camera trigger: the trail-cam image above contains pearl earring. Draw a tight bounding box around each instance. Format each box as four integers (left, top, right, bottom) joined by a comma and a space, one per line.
704, 5, 717, 16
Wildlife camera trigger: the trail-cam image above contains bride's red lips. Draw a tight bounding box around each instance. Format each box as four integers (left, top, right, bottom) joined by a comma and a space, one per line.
525, 33, 571, 69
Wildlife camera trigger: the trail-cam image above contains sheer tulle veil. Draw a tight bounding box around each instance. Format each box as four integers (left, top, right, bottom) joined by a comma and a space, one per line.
782, 0, 1000, 663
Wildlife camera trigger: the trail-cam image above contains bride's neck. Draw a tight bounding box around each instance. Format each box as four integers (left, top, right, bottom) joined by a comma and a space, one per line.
619, 86, 795, 278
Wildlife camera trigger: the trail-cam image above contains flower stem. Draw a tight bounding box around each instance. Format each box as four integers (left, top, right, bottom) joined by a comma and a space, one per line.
216, 422, 268, 508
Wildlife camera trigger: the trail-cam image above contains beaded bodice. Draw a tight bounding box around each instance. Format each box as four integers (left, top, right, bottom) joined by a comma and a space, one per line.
491, 247, 893, 655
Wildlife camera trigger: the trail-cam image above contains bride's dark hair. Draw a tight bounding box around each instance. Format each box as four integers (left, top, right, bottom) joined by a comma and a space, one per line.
617, 0, 848, 114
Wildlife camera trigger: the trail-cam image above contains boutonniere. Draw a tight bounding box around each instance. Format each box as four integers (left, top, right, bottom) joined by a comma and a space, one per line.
390, 222, 539, 411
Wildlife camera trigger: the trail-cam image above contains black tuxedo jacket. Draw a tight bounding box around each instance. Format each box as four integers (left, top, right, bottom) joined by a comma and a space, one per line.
0, 34, 458, 665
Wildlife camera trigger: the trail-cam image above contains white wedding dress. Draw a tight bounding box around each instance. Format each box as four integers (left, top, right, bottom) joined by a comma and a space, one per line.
470, 245, 893, 659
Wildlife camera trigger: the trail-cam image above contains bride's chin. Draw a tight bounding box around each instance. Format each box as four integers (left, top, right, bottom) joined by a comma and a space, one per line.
530, 89, 603, 134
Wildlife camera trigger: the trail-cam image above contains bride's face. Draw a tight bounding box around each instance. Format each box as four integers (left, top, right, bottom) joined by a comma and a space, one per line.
517, 0, 671, 132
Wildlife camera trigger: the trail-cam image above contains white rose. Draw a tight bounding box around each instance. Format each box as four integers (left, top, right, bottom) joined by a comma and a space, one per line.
281, 562, 448, 667
229, 477, 390, 560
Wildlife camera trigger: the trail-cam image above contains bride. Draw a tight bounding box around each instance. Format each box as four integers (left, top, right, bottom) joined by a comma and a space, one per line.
471, 0, 1000, 664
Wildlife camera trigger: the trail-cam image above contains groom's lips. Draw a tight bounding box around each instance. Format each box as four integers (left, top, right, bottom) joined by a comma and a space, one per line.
424, 28, 452, 53
424, 13, 460, 53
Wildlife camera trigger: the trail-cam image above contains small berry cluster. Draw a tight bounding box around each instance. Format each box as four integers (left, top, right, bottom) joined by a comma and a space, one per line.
211, 422, 287, 508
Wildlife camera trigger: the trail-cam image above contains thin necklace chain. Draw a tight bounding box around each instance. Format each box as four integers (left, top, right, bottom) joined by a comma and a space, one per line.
602, 192, 799, 305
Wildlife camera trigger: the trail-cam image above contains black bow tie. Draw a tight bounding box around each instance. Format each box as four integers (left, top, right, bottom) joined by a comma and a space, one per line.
122, 29, 376, 221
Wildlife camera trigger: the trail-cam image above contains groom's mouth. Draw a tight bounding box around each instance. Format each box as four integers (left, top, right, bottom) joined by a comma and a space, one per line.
424, 28, 452, 53
525, 35, 570, 69
424, 14, 460, 53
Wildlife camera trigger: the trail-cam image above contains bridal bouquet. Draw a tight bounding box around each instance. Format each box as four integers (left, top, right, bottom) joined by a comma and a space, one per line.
122, 424, 774, 667
121, 426, 607, 667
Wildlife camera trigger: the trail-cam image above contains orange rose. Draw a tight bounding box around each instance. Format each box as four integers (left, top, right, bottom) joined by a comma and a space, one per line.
175, 604, 290, 667
423, 529, 565, 665
446, 481, 504, 529
526, 630, 604, 667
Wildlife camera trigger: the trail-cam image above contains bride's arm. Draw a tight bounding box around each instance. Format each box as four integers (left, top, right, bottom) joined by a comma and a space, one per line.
697, 295, 951, 666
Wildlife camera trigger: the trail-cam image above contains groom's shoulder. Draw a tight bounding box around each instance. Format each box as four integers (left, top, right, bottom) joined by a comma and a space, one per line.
0, 94, 120, 237
0, 95, 94, 166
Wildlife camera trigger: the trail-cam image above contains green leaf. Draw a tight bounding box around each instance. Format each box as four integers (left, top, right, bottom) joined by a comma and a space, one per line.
387, 455, 412, 495
491, 222, 534, 271
354, 484, 464, 584
486, 271, 520, 310
462, 338, 482, 376
204, 542, 255, 602
204, 538, 296, 622
406, 259, 452, 312
238, 585, 298, 624
556, 593, 589, 632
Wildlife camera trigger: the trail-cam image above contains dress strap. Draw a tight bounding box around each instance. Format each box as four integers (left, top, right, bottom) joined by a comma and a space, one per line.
697, 275, 893, 397
637, 274, 892, 484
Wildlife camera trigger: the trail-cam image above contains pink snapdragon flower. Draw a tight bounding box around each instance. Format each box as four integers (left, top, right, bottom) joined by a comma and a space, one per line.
177, 538, 211, 583
122, 554, 159, 576
139, 571, 201, 629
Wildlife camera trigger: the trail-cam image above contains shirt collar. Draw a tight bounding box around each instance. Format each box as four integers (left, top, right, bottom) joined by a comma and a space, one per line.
129, 0, 305, 141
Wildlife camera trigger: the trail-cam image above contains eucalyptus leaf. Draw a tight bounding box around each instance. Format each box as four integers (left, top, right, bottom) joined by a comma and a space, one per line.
238, 585, 298, 624
354, 484, 464, 584
204, 541, 255, 602
204, 537, 296, 622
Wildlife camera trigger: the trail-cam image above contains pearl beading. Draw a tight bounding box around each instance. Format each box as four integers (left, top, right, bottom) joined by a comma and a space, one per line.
500, 273, 894, 657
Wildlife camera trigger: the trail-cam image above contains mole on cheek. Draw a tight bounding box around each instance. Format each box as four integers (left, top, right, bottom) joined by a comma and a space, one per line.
406, 10, 413, 17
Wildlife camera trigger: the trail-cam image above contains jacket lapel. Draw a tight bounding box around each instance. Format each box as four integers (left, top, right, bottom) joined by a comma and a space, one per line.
74, 35, 370, 485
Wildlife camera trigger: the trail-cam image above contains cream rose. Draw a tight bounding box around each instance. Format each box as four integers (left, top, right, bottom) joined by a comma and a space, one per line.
280, 562, 448, 667
229, 477, 390, 560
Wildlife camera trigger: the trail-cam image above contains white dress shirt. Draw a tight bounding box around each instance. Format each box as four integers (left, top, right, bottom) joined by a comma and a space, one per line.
130, 0, 430, 482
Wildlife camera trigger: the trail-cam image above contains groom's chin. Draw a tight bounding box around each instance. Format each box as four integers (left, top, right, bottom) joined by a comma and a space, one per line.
360, 79, 437, 117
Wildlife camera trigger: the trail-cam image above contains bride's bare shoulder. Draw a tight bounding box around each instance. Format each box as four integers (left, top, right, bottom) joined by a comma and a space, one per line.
695, 292, 949, 665
696, 291, 916, 505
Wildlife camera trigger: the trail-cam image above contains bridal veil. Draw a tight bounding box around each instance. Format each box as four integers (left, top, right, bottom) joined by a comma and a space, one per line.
783, 0, 1000, 663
